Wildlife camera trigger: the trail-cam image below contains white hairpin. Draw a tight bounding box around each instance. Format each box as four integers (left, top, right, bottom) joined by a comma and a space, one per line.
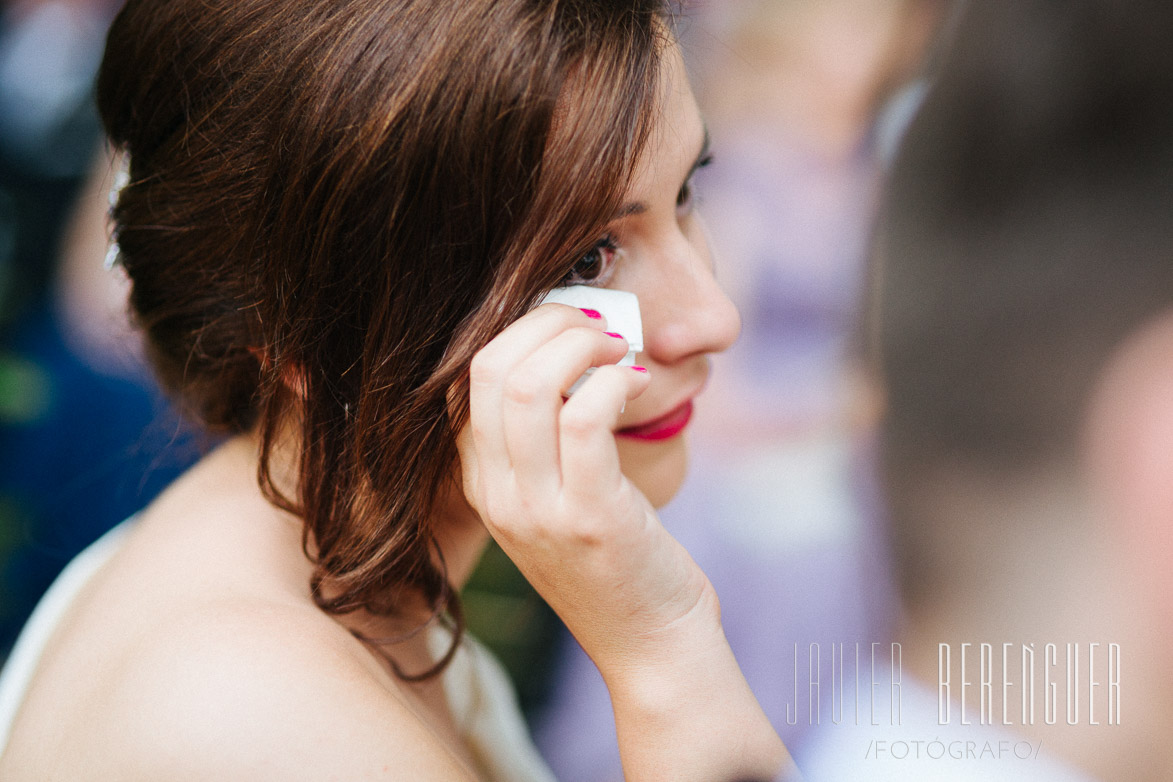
104, 154, 131, 270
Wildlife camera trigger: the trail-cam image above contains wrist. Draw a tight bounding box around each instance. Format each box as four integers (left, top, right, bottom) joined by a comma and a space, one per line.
601, 607, 793, 782
590, 571, 725, 688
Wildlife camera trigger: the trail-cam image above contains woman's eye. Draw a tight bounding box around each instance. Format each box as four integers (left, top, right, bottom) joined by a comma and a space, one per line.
676, 153, 714, 215
563, 235, 618, 285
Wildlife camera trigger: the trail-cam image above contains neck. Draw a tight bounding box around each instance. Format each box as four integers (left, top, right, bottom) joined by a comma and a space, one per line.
429, 479, 492, 592
897, 493, 1172, 782
242, 427, 490, 658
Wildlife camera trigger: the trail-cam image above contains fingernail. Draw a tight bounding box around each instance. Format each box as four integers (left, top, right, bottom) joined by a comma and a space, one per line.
630, 365, 648, 373
580, 308, 602, 320
604, 332, 624, 339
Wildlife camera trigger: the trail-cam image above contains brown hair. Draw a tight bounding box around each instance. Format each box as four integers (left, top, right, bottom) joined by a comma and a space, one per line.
97, 0, 670, 678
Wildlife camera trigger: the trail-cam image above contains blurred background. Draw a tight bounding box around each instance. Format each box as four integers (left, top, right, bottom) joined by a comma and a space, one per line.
0, 0, 196, 660
0, 0, 953, 777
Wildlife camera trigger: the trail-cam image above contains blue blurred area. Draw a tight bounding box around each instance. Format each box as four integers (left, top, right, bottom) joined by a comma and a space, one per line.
0, 309, 195, 652
0, 0, 197, 657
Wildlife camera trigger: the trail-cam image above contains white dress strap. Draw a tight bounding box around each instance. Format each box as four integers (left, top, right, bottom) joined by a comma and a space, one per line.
429, 626, 560, 782
0, 520, 134, 752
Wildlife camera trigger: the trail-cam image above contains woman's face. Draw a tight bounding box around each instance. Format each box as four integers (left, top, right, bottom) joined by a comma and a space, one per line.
588, 45, 741, 506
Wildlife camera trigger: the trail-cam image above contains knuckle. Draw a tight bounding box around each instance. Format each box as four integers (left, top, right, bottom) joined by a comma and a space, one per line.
467, 420, 493, 449
542, 301, 585, 323
559, 406, 598, 440
558, 509, 608, 547
585, 326, 621, 353
588, 336, 627, 367
558, 328, 600, 362
513, 493, 547, 528
546, 303, 604, 334
457, 456, 478, 492
478, 490, 516, 530
503, 368, 544, 406
468, 351, 500, 388
589, 363, 625, 383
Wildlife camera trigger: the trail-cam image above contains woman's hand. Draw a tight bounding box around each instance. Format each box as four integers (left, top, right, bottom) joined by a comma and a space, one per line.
456, 302, 716, 677
457, 301, 796, 782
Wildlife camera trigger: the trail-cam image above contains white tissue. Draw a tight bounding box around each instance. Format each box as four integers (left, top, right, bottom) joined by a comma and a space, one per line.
539, 285, 643, 394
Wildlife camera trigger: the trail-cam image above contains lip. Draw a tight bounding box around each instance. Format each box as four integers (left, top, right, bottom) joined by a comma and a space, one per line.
616, 399, 694, 442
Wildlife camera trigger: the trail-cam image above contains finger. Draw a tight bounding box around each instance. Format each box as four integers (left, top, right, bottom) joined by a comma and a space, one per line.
502, 326, 629, 491
477, 302, 609, 372
467, 303, 605, 479
558, 363, 651, 498
453, 422, 481, 502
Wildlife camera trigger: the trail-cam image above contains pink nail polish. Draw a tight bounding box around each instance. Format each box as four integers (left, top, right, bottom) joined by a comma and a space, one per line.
580, 308, 602, 320
604, 332, 624, 339
630, 365, 648, 373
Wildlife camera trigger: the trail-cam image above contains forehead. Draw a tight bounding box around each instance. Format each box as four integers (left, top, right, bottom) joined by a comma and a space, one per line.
629, 42, 705, 192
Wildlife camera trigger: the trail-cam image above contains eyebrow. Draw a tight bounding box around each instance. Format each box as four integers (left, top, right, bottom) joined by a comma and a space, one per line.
611, 126, 711, 220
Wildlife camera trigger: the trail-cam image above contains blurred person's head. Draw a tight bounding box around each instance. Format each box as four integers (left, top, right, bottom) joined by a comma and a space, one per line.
872, 0, 1173, 773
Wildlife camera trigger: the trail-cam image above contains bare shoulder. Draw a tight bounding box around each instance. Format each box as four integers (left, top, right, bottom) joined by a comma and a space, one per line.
2, 439, 479, 780
88, 601, 477, 782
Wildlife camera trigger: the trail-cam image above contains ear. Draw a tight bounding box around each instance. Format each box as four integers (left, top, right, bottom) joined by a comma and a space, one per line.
248, 346, 307, 400
1084, 310, 1173, 616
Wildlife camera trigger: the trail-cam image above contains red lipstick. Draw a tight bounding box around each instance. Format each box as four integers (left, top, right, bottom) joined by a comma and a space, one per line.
616, 400, 693, 442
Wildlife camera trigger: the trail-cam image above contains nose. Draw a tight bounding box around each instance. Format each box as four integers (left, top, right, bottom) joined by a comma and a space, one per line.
640, 226, 741, 365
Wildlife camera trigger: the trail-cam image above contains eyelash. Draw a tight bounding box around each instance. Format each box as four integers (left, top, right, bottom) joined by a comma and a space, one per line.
677, 153, 714, 213
560, 153, 713, 287
562, 234, 619, 286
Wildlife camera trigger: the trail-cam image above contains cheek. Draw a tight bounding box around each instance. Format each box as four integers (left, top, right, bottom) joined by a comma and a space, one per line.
685, 213, 714, 268
616, 436, 690, 508
606, 215, 714, 292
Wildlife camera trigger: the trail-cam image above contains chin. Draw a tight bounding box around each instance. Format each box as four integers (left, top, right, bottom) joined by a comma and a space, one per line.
616, 435, 689, 508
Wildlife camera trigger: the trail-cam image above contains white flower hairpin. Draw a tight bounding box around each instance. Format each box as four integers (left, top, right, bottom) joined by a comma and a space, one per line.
103, 154, 131, 270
